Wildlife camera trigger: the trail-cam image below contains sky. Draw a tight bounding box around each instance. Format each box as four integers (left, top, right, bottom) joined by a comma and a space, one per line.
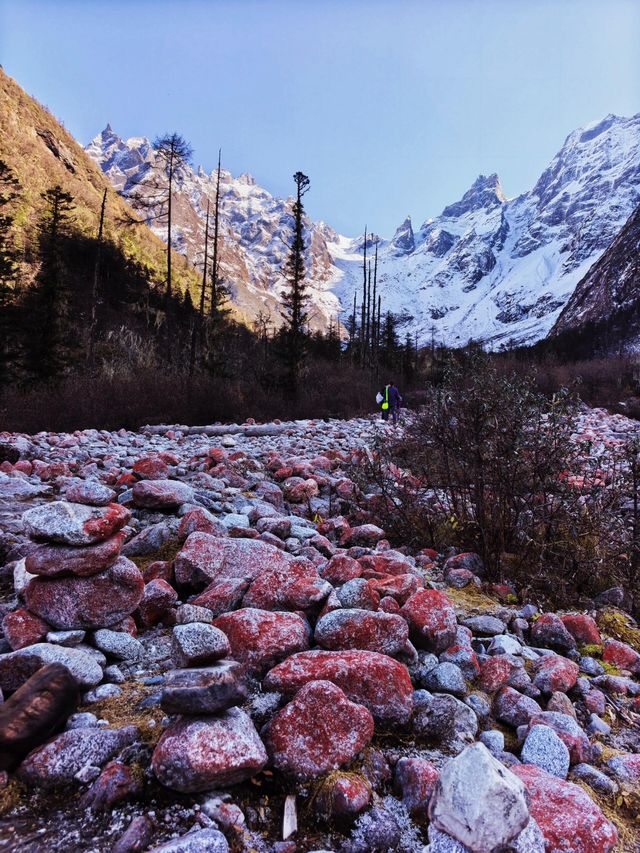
1, 0, 639, 236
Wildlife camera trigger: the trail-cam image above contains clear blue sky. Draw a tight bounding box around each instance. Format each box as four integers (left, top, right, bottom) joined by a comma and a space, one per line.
1, 0, 638, 236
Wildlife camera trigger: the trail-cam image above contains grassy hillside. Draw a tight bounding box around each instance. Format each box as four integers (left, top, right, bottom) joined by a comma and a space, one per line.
0, 67, 198, 295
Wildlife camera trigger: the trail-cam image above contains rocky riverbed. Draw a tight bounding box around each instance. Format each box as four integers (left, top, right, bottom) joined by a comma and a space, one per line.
0, 410, 639, 852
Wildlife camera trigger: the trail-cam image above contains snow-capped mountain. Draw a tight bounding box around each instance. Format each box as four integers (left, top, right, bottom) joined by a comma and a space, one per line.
86, 126, 342, 331
87, 113, 640, 348
331, 113, 640, 348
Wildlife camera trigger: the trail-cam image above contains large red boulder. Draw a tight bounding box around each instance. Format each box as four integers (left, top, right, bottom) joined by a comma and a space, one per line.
358, 553, 415, 577
25, 532, 126, 578
22, 501, 130, 546
25, 556, 144, 630
264, 680, 374, 781
151, 708, 267, 793
533, 655, 579, 694
512, 764, 618, 852
174, 533, 293, 588
367, 574, 420, 605
401, 589, 457, 652
602, 638, 640, 674
478, 656, 519, 692
192, 578, 250, 616
212, 609, 310, 673
132, 455, 170, 480
530, 613, 576, 652
561, 614, 601, 646
264, 649, 414, 724
2, 608, 49, 650
320, 554, 362, 585
242, 557, 331, 611
314, 609, 409, 656
341, 524, 385, 547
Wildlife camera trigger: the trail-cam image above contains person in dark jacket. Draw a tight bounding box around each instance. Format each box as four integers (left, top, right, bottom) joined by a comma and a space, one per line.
388, 382, 402, 424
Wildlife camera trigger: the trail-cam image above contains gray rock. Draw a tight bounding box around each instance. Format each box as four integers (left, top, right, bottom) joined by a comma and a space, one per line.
175, 604, 213, 624
465, 692, 491, 721
46, 630, 85, 647
104, 664, 126, 684
423, 662, 468, 697
83, 683, 123, 704
429, 743, 530, 853
412, 690, 477, 751
579, 656, 604, 676
425, 820, 544, 853
521, 724, 570, 778
488, 635, 523, 656
0, 643, 103, 688
121, 521, 176, 557
160, 661, 248, 715
479, 730, 504, 754
220, 513, 250, 529
22, 501, 129, 546
17, 725, 139, 788
587, 714, 611, 736
171, 623, 230, 668
92, 628, 144, 661
571, 763, 619, 796
462, 615, 505, 636
148, 828, 229, 852
66, 712, 99, 730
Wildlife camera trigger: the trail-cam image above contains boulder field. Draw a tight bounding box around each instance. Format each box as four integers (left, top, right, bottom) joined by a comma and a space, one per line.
0, 411, 638, 851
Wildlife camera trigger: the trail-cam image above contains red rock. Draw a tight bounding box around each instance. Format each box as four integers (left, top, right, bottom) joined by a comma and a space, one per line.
174, 532, 294, 588
25, 556, 144, 630
112, 815, 154, 853
443, 552, 485, 577
264, 649, 414, 724
282, 476, 319, 502
132, 479, 195, 509
132, 455, 170, 480
151, 708, 267, 793
192, 578, 250, 616
315, 609, 409, 656
395, 757, 439, 818
3, 608, 49, 650
512, 764, 618, 852
25, 532, 126, 578
141, 560, 173, 584
264, 680, 374, 781
380, 596, 401, 614
533, 655, 579, 694
367, 574, 420, 605
110, 616, 138, 636
531, 613, 576, 652
340, 524, 385, 547
561, 614, 601, 646
243, 557, 331, 611
213, 608, 310, 673
478, 657, 520, 692
494, 687, 541, 727
178, 508, 228, 540
115, 472, 137, 489
138, 579, 178, 628
80, 761, 142, 811
607, 753, 640, 782
583, 689, 606, 716
602, 638, 640, 674
358, 553, 413, 577
320, 555, 363, 585
401, 589, 457, 652
314, 772, 371, 818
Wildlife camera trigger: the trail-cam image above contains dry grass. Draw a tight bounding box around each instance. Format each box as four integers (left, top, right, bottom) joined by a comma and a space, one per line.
82, 680, 165, 747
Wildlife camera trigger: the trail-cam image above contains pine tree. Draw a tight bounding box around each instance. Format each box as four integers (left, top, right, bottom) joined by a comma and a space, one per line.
23, 185, 76, 380
280, 171, 310, 395
0, 161, 20, 391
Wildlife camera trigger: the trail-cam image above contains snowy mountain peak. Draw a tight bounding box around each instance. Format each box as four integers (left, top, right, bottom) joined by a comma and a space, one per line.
390, 216, 415, 255
441, 172, 506, 219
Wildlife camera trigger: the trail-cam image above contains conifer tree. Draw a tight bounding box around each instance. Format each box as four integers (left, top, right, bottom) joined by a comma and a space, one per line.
0, 161, 20, 391
280, 171, 310, 394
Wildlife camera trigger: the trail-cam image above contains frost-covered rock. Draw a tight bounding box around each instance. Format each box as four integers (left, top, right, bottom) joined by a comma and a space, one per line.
521, 724, 570, 778
171, 622, 230, 668
428, 742, 530, 853
315, 608, 409, 656
22, 501, 130, 546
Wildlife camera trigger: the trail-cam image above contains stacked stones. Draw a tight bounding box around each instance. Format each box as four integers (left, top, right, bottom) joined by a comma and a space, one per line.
151, 617, 268, 793
3, 487, 142, 692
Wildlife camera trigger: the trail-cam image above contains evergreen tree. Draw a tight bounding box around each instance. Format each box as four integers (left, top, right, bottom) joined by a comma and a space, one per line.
280, 171, 310, 394
23, 185, 76, 381
0, 160, 20, 391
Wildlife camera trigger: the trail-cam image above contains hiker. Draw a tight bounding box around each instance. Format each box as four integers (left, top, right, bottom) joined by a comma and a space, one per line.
389, 381, 403, 424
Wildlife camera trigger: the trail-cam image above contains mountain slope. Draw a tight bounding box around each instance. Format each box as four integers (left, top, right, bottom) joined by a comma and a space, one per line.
0, 68, 197, 297
551, 203, 640, 347
330, 114, 640, 348
86, 127, 341, 332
